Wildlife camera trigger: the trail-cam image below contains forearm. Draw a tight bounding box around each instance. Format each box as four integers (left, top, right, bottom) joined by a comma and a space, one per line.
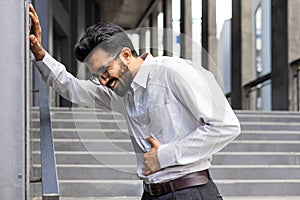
157, 118, 240, 169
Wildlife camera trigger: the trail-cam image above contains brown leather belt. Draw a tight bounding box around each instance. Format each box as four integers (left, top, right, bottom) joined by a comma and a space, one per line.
143, 170, 209, 196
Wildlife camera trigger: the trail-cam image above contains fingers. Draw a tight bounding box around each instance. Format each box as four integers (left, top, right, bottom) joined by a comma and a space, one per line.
28, 4, 44, 60
29, 4, 38, 18
29, 4, 39, 25
29, 35, 37, 47
29, 12, 39, 26
146, 136, 160, 148
29, 34, 40, 53
29, 34, 45, 61
144, 170, 153, 176
29, 4, 41, 37
142, 165, 154, 176
143, 154, 152, 176
142, 165, 150, 174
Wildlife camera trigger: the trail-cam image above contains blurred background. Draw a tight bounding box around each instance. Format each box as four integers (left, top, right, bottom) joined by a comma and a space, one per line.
30, 0, 300, 111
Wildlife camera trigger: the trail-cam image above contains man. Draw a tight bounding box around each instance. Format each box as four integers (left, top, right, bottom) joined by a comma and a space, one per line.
29, 4, 240, 200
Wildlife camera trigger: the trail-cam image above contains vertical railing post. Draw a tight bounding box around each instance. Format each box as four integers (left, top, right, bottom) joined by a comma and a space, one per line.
298, 67, 300, 110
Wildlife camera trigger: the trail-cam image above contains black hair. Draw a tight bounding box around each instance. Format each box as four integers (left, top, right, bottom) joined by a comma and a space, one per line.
74, 22, 138, 62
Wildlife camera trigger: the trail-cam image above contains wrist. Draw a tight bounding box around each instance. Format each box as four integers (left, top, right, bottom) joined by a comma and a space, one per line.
34, 49, 46, 61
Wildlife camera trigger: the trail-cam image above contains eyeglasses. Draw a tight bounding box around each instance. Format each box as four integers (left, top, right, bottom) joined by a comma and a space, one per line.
89, 52, 120, 85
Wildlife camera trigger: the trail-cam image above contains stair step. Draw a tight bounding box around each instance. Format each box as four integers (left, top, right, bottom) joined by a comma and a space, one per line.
216, 179, 300, 196
31, 179, 300, 197
32, 196, 300, 200
31, 180, 143, 198
31, 128, 300, 140
32, 164, 300, 180
234, 110, 300, 115
60, 180, 143, 197
31, 139, 300, 152
33, 197, 141, 200
211, 165, 300, 179
236, 115, 300, 122
31, 128, 130, 140
223, 197, 300, 200
32, 119, 127, 129
212, 152, 300, 165
32, 151, 300, 165
32, 151, 136, 165
32, 111, 124, 120
33, 164, 138, 180
31, 139, 135, 152
31, 110, 300, 122
223, 140, 300, 152
59, 198, 140, 200
240, 122, 300, 131
31, 121, 300, 131
236, 132, 300, 140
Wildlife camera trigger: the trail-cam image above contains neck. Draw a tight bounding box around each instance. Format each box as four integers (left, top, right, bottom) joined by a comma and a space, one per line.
130, 56, 144, 77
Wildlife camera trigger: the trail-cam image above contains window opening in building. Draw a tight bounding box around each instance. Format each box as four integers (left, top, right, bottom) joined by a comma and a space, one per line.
172, 0, 180, 57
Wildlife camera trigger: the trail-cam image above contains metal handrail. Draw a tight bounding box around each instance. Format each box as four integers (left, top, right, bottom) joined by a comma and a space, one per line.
30, 0, 60, 198
38, 77, 60, 199
242, 73, 271, 110
243, 73, 271, 91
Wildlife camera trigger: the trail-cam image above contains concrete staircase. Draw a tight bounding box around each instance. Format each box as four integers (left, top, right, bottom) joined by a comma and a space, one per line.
31, 108, 300, 199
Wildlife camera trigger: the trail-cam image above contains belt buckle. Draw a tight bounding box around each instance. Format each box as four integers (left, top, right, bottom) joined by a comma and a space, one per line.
149, 184, 162, 196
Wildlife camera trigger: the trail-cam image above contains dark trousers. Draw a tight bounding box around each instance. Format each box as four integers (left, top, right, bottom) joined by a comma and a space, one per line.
141, 179, 223, 200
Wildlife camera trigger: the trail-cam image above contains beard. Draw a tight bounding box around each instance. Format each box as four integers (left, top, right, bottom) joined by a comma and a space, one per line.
113, 59, 133, 97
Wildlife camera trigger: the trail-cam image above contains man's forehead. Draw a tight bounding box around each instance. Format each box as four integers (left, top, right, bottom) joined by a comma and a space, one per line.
85, 48, 109, 66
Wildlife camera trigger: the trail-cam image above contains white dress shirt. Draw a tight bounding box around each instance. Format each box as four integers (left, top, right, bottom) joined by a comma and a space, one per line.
35, 52, 241, 184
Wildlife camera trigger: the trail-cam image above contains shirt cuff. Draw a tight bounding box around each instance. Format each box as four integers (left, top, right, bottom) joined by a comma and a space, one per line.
35, 51, 53, 65
33, 52, 56, 77
157, 143, 176, 169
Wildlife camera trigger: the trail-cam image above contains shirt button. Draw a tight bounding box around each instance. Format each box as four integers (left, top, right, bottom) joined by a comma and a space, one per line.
146, 144, 151, 151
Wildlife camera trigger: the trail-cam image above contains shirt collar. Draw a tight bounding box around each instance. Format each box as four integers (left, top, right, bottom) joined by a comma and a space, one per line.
131, 53, 154, 91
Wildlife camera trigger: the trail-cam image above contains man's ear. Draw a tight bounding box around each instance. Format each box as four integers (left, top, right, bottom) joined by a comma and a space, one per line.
120, 47, 132, 65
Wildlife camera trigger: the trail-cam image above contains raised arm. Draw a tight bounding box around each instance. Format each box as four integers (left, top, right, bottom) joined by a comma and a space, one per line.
28, 4, 122, 112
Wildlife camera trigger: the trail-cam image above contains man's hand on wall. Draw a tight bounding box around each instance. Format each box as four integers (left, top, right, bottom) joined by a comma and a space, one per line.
29, 4, 45, 61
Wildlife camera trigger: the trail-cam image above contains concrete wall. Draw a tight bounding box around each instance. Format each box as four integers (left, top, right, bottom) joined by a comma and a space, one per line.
241, 0, 255, 109
288, 0, 300, 63
0, 1, 27, 199
288, 0, 300, 110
